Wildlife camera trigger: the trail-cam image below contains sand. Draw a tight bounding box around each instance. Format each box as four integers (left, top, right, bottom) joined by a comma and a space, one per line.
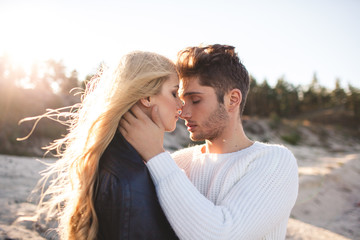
0, 133, 359, 239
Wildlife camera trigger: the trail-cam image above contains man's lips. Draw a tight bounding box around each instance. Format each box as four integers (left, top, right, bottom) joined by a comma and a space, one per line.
186, 123, 197, 131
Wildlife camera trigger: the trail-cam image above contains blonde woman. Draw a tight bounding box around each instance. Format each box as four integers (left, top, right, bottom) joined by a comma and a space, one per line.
27, 51, 181, 239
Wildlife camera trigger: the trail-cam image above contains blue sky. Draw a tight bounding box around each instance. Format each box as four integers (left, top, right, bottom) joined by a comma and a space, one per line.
1, 0, 359, 89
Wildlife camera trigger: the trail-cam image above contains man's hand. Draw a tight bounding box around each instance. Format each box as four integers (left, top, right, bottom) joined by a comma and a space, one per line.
119, 104, 165, 162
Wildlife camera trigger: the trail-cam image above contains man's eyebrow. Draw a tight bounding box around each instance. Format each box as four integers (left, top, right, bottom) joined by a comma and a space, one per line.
182, 91, 203, 97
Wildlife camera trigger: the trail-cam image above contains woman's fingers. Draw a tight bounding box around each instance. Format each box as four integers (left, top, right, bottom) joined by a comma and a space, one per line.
122, 108, 137, 123
129, 104, 148, 121
119, 117, 130, 133
118, 104, 165, 161
118, 125, 127, 135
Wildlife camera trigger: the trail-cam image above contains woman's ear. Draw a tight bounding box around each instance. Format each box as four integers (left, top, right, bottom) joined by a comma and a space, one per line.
140, 97, 151, 108
227, 89, 242, 112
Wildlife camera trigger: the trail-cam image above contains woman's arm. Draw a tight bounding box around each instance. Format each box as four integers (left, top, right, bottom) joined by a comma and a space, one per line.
94, 172, 130, 239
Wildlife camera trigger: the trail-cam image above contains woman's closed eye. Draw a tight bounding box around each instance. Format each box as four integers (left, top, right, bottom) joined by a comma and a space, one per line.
172, 91, 178, 98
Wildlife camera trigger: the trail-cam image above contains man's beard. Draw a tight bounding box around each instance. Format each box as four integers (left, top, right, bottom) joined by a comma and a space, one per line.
190, 103, 229, 142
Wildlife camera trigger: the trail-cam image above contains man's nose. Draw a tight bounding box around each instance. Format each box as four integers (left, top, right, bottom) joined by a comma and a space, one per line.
180, 105, 191, 119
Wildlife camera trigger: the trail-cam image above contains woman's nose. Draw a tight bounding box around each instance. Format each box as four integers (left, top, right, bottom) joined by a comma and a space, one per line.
176, 98, 183, 109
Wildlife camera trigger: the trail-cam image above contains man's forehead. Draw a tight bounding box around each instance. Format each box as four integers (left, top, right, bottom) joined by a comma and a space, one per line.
179, 77, 214, 98
179, 76, 201, 89
179, 77, 200, 96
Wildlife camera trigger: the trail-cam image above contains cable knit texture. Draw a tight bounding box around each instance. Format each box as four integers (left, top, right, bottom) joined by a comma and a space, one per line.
146, 142, 299, 240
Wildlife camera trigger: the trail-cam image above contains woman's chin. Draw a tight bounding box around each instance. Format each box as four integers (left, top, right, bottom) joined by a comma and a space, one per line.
165, 124, 177, 132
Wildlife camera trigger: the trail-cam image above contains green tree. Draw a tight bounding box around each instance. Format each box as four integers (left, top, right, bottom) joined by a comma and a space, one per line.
259, 79, 277, 116
331, 79, 347, 107
348, 84, 360, 120
274, 78, 300, 117
302, 73, 321, 112
243, 75, 258, 116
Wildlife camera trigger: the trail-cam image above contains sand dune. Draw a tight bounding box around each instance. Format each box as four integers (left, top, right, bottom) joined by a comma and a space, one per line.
1, 122, 359, 239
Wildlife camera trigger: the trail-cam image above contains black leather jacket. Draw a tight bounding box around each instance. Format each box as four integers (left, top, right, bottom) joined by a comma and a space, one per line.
94, 131, 178, 240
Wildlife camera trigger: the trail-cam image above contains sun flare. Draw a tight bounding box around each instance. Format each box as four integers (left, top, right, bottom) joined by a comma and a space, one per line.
1, 5, 66, 73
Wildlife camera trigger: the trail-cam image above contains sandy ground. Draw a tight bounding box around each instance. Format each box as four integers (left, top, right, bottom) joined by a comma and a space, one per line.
0, 138, 359, 239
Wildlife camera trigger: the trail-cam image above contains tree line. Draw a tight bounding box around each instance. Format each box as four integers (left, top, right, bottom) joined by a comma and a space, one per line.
0, 55, 359, 155
244, 74, 360, 122
0, 55, 90, 155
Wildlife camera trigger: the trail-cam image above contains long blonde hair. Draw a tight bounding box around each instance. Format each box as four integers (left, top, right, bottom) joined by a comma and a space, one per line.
24, 51, 176, 240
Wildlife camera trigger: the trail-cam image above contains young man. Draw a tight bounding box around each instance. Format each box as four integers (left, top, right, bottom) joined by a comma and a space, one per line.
120, 44, 298, 240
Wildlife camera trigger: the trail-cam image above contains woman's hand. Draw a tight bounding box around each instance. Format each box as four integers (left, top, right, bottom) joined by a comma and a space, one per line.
119, 104, 165, 162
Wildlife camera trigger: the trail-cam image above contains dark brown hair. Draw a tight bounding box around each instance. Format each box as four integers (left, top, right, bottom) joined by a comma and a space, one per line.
177, 44, 250, 115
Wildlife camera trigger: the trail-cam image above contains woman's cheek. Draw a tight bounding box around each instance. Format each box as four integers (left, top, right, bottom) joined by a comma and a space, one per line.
160, 110, 170, 131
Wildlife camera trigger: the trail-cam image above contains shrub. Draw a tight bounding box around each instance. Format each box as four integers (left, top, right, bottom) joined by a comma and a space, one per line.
281, 131, 301, 145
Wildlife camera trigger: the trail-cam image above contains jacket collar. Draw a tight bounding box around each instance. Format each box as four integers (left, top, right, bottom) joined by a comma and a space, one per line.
104, 130, 145, 164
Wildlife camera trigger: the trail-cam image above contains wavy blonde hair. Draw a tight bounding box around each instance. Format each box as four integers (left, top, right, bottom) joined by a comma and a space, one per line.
23, 51, 176, 240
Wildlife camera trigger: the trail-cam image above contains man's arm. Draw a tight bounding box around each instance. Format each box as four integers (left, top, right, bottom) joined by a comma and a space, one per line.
146, 150, 298, 240
119, 106, 298, 239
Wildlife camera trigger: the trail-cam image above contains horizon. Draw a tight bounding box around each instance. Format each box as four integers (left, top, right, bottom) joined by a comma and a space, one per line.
1, 0, 359, 90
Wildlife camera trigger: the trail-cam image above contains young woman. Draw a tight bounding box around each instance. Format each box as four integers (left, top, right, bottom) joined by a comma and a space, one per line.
26, 51, 182, 239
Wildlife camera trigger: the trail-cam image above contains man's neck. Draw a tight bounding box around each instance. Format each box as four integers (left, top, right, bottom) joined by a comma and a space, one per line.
202, 122, 253, 154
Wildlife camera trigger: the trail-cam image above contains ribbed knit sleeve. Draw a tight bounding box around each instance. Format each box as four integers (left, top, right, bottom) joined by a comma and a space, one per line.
146, 143, 299, 240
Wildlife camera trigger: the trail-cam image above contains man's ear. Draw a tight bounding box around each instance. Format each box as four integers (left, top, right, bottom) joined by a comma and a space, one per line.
139, 97, 151, 108
227, 89, 242, 112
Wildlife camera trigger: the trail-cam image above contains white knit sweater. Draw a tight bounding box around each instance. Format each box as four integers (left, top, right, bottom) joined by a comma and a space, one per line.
146, 142, 299, 240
